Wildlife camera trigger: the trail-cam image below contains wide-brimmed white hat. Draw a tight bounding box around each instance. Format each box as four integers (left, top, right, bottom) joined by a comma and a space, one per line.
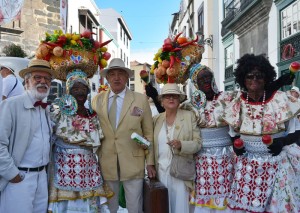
19, 59, 54, 78
100, 58, 133, 78
158, 83, 186, 103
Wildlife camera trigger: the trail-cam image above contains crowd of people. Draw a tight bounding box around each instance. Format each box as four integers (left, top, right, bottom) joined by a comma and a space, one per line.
0, 43, 300, 213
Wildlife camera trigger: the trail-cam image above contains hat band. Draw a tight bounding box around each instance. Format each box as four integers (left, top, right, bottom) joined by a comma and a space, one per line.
29, 65, 51, 69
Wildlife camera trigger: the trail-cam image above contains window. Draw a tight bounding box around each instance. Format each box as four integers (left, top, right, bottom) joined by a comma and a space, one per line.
224, 0, 234, 19
120, 49, 123, 59
225, 44, 234, 67
92, 83, 96, 92
182, 26, 187, 37
120, 28, 122, 40
281, 0, 300, 39
130, 70, 135, 81
197, 3, 204, 35
130, 83, 135, 91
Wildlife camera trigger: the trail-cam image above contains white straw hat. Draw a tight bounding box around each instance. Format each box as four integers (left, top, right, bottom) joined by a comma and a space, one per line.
157, 83, 186, 102
101, 58, 133, 78
19, 59, 54, 78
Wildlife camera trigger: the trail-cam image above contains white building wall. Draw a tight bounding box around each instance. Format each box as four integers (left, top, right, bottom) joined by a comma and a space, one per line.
67, 0, 100, 98
268, 3, 279, 74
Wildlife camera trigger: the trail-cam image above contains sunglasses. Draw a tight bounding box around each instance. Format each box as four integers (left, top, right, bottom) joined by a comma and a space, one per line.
245, 73, 264, 80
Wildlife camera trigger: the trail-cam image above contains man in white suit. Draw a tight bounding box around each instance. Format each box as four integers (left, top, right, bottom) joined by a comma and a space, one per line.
92, 58, 156, 213
0, 59, 53, 213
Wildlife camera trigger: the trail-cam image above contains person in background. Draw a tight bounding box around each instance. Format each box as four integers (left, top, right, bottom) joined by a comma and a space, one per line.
223, 53, 300, 212
290, 86, 300, 99
153, 83, 201, 213
92, 58, 156, 213
0, 65, 24, 100
0, 59, 53, 213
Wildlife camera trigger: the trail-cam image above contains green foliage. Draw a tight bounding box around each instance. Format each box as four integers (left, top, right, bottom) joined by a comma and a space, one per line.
3, 44, 27, 57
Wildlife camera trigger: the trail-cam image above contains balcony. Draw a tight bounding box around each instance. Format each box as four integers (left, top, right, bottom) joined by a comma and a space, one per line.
221, 0, 272, 36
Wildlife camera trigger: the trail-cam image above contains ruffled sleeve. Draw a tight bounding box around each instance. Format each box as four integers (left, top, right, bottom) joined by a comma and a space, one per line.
222, 91, 242, 131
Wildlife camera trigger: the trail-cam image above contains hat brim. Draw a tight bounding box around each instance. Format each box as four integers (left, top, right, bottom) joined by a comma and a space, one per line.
157, 93, 187, 103
101, 66, 134, 78
19, 67, 54, 78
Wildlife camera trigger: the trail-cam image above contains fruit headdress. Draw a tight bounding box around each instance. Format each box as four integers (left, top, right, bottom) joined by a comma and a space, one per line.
151, 33, 204, 84
35, 29, 112, 81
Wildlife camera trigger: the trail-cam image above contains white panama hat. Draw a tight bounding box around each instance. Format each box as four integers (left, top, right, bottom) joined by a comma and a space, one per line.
101, 58, 133, 78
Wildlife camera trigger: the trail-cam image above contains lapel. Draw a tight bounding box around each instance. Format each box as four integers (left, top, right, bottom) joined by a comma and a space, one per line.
118, 89, 134, 128
173, 109, 184, 140
23, 92, 35, 109
102, 90, 110, 122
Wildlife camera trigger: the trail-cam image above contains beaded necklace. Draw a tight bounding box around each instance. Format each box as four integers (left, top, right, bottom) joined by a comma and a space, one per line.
204, 95, 217, 118
85, 108, 96, 132
245, 91, 266, 120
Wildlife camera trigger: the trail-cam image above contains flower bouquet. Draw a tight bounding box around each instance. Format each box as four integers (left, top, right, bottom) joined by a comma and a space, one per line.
151, 33, 204, 84
36, 29, 112, 80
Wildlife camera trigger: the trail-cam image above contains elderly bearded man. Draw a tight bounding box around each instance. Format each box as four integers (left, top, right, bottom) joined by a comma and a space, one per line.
0, 59, 53, 213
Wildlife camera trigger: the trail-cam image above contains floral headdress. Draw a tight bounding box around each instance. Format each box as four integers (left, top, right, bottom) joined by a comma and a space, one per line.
35, 29, 112, 81
151, 33, 204, 84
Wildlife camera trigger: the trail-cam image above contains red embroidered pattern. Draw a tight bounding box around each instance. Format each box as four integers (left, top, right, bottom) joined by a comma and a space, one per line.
228, 157, 278, 210
56, 152, 102, 189
195, 155, 234, 197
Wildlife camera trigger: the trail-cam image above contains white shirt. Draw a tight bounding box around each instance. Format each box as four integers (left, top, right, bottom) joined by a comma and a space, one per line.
108, 87, 126, 129
2, 74, 24, 98
19, 92, 50, 168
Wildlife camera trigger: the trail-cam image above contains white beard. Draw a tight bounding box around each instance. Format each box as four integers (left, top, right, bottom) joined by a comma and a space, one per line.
28, 83, 50, 100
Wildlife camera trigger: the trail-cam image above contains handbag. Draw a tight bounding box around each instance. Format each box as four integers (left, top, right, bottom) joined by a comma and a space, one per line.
165, 117, 196, 181
169, 150, 196, 181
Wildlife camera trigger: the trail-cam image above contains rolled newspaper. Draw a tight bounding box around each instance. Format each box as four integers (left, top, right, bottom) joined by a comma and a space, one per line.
131, 132, 150, 147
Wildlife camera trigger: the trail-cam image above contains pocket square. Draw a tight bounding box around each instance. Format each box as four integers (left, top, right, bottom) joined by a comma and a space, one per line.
131, 106, 143, 116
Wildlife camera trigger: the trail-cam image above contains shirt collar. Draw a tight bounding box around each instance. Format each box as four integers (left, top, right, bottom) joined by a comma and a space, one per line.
109, 87, 127, 99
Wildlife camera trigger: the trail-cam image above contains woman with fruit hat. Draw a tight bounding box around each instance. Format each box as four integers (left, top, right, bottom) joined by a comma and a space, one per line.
223, 54, 300, 213
38, 29, 113, 213
183, 64, 242, 213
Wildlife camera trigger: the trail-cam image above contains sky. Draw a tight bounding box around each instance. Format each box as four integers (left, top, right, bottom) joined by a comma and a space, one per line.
95, 0, 181, 64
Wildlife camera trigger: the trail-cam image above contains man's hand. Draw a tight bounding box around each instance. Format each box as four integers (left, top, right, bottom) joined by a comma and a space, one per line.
9, 174, 23, 183
146, 165, 156, 179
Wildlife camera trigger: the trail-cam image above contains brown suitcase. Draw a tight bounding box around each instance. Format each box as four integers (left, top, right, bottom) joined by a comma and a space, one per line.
143, 178, 169, 213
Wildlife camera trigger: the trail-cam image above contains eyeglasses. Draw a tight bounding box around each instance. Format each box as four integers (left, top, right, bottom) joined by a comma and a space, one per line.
245, 73, 264, 80
163, 94, 180, 100
32, 75, 52, 83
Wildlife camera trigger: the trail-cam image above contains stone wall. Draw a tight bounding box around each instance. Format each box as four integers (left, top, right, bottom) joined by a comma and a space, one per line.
0, 0, 60, 57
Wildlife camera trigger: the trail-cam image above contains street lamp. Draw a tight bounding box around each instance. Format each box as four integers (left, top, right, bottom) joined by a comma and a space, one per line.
196, 31, 213, 49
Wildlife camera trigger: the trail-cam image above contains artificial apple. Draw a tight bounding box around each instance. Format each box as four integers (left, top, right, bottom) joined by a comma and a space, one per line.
234, 138, 244, 149
262, 135, 273, 146
289, 61, 300, 74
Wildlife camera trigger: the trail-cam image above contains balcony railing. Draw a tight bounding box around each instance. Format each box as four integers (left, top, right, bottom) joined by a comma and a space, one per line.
223, 0, 255, 27
225, 65, 234, 79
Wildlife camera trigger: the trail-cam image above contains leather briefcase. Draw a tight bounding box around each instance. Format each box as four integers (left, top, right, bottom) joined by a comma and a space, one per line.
143, 178, 169, 213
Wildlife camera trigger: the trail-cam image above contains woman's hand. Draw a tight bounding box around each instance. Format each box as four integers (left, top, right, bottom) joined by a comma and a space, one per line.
167, 140, 182, 150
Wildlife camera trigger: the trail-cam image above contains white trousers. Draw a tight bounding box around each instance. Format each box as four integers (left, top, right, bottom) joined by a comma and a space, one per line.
106, 178, 143, 213
0, 170, 48, 213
